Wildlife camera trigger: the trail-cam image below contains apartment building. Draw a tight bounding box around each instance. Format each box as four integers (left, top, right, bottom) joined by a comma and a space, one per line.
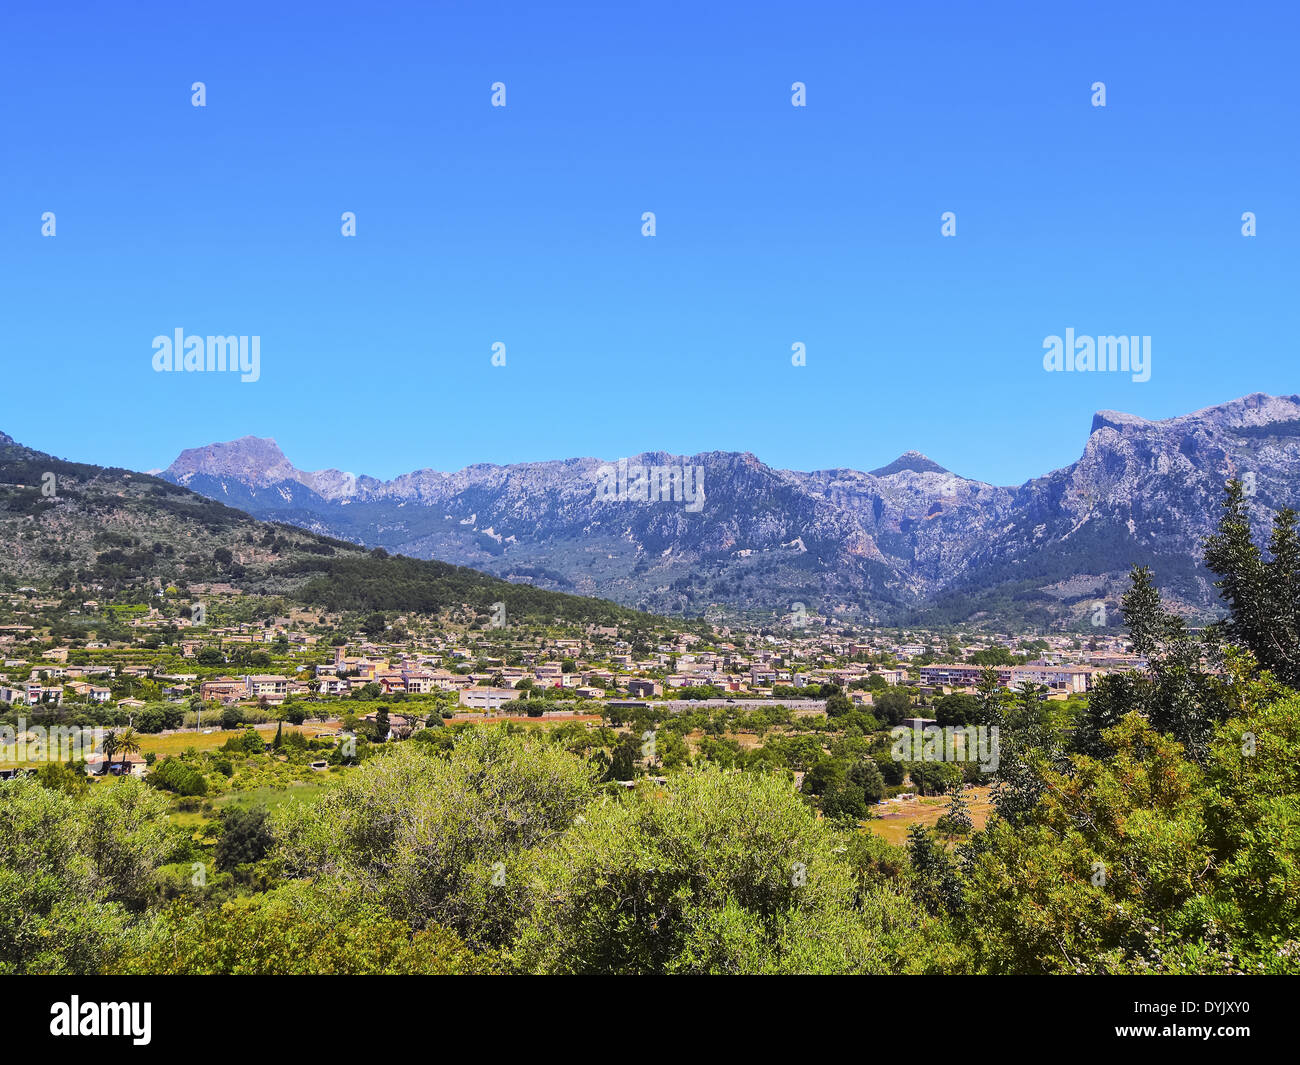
244, 674, 290, 700
919, 663, 1101, 694
459, 687, 516, 711
200, 677, 246, 704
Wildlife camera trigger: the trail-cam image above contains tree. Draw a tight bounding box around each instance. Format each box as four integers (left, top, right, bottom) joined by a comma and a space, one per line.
991, 682, 1052, 825
825, 693, 854, 717
656, 730, 690, 770
954, 716, 1217, 973
873, 689, 912, 726
217, 728, 261, 758
973, 668, 1004, 726
33, 759, 89, 797
1085, 566, 1227, 765
512, 765, 947, 974
802, 757, 884, 821
1204, 481, 1300, 688
934, 693, 979, 727
935, 780, 973, 837
969, 646, 1017, 667
1072, 671, 1140, 758
100, 729, 119, 772
605, 733, 641, 780
906, 824, 963, 916
215, 806, 273, 871
151, 757, 208, 796
123, 881, 479, 975
908, 758, 960, 796
111, 728, 141, 774
272, 730, 598, 950
801, 758, 846, 798
850, 759, 886, 805
0, 776, 170, 974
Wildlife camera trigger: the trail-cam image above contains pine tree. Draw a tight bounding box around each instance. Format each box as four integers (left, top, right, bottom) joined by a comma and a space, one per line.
991, 681, 1053, 825
1116, 566, 1221, 763
974, 667, 1004, 727
1204, 481, 1300, 689
906, 824, 964, 915
1264, 507, 1300, 687
1071, 670, 1140, 757
938, 780, 973, 837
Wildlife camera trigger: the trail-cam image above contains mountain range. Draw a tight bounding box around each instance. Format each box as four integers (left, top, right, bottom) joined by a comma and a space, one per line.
157, 392, 1300, 629
0, 431, 661, 632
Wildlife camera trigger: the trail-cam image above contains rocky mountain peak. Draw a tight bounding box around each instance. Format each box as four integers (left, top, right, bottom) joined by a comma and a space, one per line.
1092, 393, 1300, 438
165, 436, 298, 487
868, 451, 950, 477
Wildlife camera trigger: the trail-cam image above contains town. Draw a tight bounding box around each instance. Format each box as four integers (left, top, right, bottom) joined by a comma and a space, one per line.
0, 581, 1138, 752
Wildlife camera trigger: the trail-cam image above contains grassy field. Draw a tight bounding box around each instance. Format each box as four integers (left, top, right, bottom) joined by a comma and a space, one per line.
166, 777, 333, 830
2, 721, 342, 767
214, 780, 331, 811
866, 785, 995, 846
136, 722, 340, 757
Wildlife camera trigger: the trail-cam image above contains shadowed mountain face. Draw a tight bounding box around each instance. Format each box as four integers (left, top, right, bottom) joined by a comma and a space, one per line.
158, 393, 1300, 627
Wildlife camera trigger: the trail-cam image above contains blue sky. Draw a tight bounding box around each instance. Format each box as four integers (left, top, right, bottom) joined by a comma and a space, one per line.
2, 0, 1297, 486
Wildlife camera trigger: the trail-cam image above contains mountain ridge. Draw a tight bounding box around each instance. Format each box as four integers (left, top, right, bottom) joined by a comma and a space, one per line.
0, 435, 674, 631
78, 392, 1300, 627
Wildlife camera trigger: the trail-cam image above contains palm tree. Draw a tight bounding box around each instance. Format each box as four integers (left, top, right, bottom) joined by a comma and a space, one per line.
113, 727, 141, 775
100, 729, 119, 775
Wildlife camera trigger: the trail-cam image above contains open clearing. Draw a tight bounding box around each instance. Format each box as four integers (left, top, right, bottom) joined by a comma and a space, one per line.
866, 785, 996, 846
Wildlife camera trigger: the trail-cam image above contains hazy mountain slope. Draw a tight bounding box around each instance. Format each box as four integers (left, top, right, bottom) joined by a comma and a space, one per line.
157, 393, 1300, 627
0, 433, 677, 629
166, 445, 915, 617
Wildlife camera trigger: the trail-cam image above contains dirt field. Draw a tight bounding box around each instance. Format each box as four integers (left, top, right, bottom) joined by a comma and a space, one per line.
866, 785, 995, 846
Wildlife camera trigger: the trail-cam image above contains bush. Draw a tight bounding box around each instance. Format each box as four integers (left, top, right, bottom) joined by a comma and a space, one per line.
150, 758, 208, 796
214, 806, 273, 871
122, 881, 479, 975
222, 729, 266, 755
